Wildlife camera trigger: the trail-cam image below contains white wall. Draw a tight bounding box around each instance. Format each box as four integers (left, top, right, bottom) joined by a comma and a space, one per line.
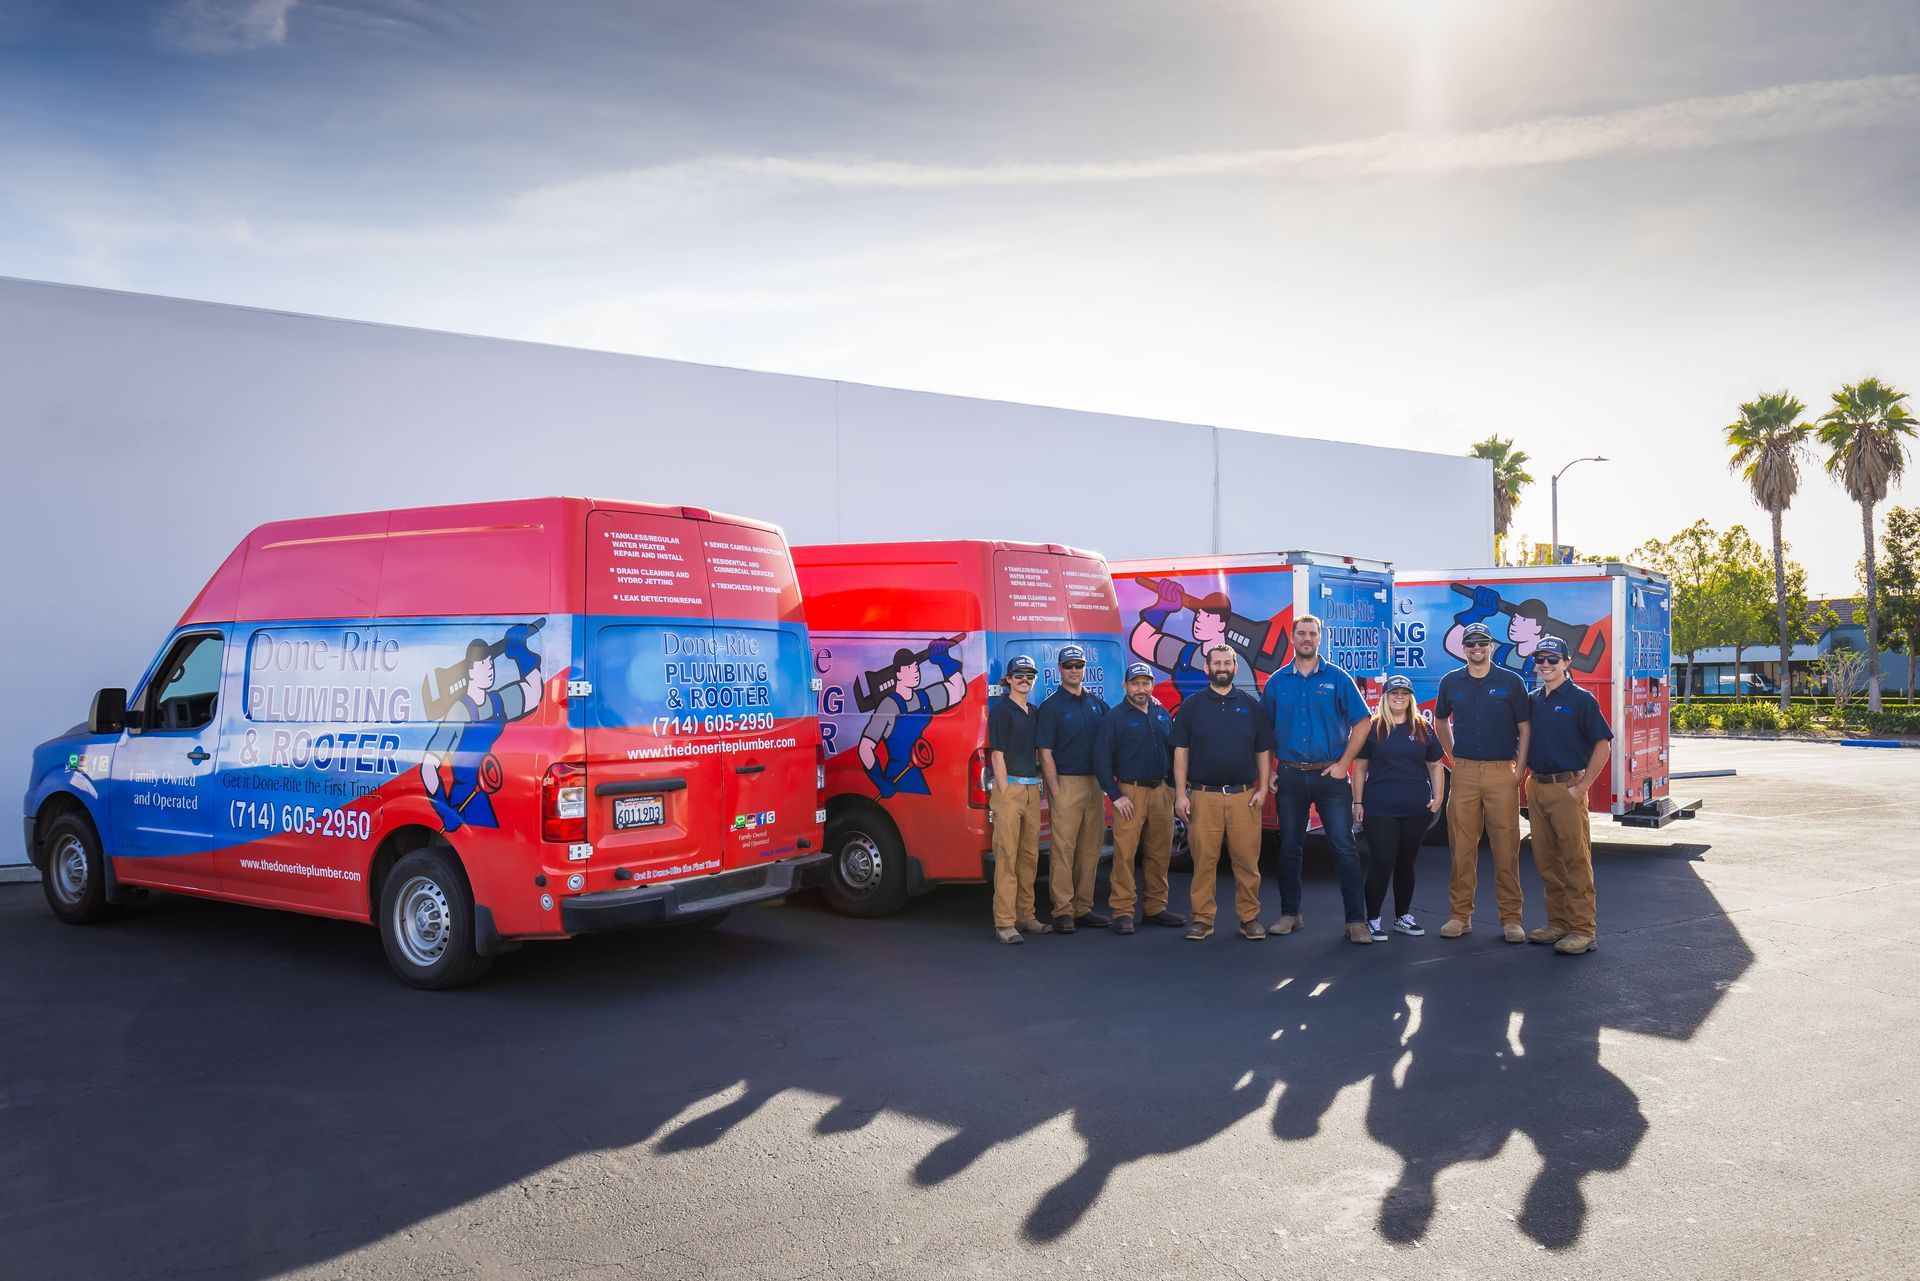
2, 277, 1491, 858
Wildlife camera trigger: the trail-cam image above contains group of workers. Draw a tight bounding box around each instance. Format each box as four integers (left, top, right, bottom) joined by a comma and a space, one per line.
986, 614, 1613, 955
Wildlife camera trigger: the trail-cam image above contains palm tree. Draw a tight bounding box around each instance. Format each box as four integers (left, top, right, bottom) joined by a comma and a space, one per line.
1818, 378, 1918, 712
1470, 436, 1534, 560
1726, 392, 1811, 711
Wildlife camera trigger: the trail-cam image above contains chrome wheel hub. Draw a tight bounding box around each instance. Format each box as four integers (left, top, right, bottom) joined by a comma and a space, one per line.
393, 874, 451, 967
51, 834, 89, 906
838, 833, 882, 892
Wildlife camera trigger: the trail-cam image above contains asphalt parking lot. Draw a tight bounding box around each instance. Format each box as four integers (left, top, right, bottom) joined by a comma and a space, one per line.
3, 738, 1916, 1280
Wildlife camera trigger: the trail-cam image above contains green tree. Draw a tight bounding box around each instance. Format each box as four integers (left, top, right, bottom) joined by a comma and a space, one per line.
1710, 525, 1778, 696
1818, 378, 1917, 711
1726, 391, 1813, 710
1635, 519, 1723, 703
1874, 505, 1920, 703
1470, 436, 1534, 559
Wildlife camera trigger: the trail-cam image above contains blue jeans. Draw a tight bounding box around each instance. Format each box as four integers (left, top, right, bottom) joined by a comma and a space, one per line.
1273, 766, 1367, 923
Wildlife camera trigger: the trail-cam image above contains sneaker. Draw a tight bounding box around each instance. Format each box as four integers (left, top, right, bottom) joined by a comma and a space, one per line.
1528, 925, 1568, 946
1554, 933, 1597, 956
1112, 915, 1136, 935
1239, 918, 1268, 941
1017, 918, 1054, 935
1185, 920, 1214, 941
1393, 914, 1425, 937
1345, 922, 1374, 945
1074, 911, 1112, 929
995, 927, 1024, 944
1367, 917, 1389, 943
1438, 918, 1472, 938
1503, 923, 1528, 945
1267, 914, 1304, 935
1052, 913, 1076, 934
1144, 909, 1187, 927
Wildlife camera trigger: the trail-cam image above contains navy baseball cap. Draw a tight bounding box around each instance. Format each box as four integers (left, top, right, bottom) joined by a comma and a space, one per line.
1125, 661, 1154, 681
1383, 674, 1414, 692
1535, 636, 1570, 659
1057, 644, 1087, 666
1007, 654, 1039, 676
1461, 622, 1495, 642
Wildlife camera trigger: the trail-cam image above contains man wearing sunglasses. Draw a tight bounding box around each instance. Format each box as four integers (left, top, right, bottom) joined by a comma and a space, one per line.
1433, 620, 1532, 943
1522, 635, 1612, 956
989, 654, 1050, 944
1038, 644, 1111, 932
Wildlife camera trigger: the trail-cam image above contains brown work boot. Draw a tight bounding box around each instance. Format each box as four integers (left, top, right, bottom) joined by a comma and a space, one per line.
1528, 925, 1567, 945
1267, 914, 1304, 935
1438, 918, 1472, 938
1017, 918, 1054, 935
1503, 923, 1527, 945
1052, 913, 1076, 934
1345, 922, 1373, 945
1239, 918, 1267, 941
1113, 915, 1136, 935
1554, 933, 1597, 955
1185, 920, 1214, 941
995, 927, 1024, 944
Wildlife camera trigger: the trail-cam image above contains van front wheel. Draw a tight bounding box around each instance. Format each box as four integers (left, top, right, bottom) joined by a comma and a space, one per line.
821, 812, 909, 918
378, 848, 493, 989
41, 813, 117, 925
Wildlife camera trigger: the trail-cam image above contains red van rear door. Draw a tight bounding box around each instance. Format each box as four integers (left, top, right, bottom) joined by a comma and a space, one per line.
582, 510, 726, 884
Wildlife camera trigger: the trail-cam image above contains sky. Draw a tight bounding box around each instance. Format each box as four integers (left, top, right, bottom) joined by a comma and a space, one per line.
2, 0, 1917, 595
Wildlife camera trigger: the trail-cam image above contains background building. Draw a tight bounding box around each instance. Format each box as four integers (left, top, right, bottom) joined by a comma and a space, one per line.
2, 277, 1494, 864
1675, 598, 1915, 698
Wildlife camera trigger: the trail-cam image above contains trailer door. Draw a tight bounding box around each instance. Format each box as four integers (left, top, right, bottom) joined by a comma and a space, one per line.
1306, 564, 1393, 688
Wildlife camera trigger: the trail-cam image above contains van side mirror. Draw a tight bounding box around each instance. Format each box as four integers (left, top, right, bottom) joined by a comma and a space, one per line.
89, 688, 128, 735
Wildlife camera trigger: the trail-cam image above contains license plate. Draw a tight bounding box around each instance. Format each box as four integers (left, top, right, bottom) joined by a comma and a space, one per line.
613, 795, 664, 830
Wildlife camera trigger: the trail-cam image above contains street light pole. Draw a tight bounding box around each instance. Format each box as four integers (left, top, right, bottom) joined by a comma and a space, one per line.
1550, 455, 1608, 563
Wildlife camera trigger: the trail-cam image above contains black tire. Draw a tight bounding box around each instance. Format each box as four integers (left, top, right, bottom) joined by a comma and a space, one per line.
377, 848, 493, 990
40, 812, 117, 925
1168, 815, 1192, 873
1422, 772, 1452, 846
820, 809, 910, 918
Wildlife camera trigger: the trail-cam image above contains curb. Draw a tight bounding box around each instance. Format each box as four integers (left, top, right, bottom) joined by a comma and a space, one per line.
0, 864, 41, 885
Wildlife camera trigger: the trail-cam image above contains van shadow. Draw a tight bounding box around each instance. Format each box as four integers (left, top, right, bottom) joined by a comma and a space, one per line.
1, 834, 1747, 1275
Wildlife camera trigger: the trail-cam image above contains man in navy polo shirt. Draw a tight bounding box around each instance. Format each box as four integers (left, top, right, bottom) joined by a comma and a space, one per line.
1524, 635, 1613, 956
1433, 619, 1533, 943
1037, 644, 1110, 932
1172, 645, 1275, 940
988, 654, 1050, 944
1095, 661, 1186, 934
1260, 613, 1374, 944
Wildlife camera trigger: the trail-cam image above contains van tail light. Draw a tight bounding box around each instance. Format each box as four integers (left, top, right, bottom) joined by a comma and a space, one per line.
542, 761, 587, 843
968, 748, 989, 809
816, 743, 827, 794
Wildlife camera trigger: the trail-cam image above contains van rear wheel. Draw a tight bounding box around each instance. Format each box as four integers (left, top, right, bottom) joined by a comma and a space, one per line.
41, 813, 117, 925
378, 848, 493, 989
821, 812, 910, 918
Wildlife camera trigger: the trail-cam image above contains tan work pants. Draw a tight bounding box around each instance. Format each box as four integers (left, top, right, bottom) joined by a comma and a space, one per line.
1528, 777, 1598, 937
1107, 782, 1174, 917
1187, 788, 1263, 926
1048, 774, 1108, 918
1447, 757, 1525, 925
990, 782, 1042, 928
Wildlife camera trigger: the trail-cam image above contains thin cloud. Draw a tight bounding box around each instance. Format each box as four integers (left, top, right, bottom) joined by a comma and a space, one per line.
516, 73, 1920, 229
156, 0, 299, 54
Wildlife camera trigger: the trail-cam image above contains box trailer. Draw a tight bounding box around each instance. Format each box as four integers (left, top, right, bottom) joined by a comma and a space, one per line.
1389, 563, 1700, 827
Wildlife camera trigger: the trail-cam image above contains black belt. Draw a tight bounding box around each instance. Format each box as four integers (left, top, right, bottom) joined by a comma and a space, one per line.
1534, 770, 1583, 784
1280, 761, 1334, 771
1120, 779, 1165, 788
1192, 782, 1256, 794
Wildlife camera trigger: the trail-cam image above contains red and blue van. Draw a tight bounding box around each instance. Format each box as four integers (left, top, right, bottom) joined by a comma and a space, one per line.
21, 497, 826, 987
794, 540, 1125, 916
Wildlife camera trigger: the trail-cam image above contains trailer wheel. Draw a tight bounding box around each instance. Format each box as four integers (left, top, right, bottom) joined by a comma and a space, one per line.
41, 812, 117, 925
378, 848, 493, 990
1169, 815, 1192, 873
821, 810, 910, 918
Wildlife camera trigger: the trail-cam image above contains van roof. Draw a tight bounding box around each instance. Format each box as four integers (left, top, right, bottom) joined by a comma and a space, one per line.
180, 496, 786, 625
792, 538, 1107, 566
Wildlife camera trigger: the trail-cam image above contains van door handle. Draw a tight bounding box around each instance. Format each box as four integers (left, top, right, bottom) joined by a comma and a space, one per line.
734, 764, 765, 775
187, 747, 210, 764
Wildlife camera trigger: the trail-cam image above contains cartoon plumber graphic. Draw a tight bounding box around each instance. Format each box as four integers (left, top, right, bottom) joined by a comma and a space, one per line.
856, 638, 966, 798
419, 621, 545, 832
1445, 588, 1550, 684
1131, 579, 1233, 701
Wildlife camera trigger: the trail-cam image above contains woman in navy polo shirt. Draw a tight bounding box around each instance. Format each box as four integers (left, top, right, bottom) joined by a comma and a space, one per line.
1353, 675, 1445, 942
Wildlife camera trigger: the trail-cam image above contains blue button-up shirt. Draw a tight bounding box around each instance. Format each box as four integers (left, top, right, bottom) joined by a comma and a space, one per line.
1260, 659, 1370, 764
